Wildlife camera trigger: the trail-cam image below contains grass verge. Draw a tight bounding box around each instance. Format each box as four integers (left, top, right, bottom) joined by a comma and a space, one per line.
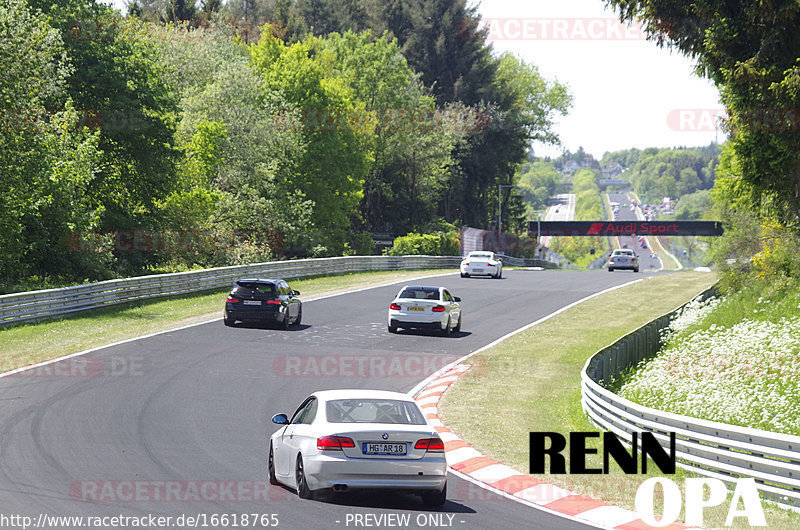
439, 271, 798, 528
0, 269, 447, 373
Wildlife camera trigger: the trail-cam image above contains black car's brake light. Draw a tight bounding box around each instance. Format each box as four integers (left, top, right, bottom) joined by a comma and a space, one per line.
266, 300, 281, 305
226, 297, 239, 302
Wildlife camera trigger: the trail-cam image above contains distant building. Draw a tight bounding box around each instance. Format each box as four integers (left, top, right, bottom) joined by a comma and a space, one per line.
601, 162, 625, 178
563, 160, 580, 172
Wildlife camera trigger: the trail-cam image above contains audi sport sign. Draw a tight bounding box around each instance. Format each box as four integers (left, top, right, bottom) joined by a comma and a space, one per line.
528, 221, 724, 237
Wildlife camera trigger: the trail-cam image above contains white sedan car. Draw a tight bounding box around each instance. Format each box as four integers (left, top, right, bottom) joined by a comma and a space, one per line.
387, 285, 461, 335
269, 389, 447, 506
460, 251, 503, 278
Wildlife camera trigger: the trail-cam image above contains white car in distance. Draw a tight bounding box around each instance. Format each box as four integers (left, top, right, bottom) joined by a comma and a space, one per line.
460, 251, 503, 278
387, 285, 461, 335
269, 389, 447, 506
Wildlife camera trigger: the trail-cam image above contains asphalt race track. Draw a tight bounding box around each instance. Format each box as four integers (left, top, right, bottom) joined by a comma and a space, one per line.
608, 192, 663, 271
0, 270, 653, 529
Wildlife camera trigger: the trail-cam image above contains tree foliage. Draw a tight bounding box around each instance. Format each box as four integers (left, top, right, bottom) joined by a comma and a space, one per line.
3, 0, 573, 289
515, 161, 561, 215
621, 145, 719, 201
606, 0, 800, 224
0, 0, 105, 285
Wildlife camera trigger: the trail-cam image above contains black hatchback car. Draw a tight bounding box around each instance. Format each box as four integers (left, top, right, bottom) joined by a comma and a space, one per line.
223, 278, 302, 328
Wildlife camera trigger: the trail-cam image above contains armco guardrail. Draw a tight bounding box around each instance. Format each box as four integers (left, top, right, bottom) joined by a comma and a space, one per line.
0, 255, 462, 327
581, 288, 800, 512
497, 255, 558, 268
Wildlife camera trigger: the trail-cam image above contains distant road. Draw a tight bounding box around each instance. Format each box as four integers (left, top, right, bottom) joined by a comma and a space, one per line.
607, 192, 662, 271
539, 193, 575, 247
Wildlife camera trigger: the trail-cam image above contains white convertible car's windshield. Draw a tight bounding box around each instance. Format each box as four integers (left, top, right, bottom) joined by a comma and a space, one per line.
326, 399, 427, 425
468, 253, 493, 259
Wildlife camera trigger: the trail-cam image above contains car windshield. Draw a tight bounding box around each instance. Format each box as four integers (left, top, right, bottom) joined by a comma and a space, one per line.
326, 399, 427, 425
398, 287, 440, 300
235, 281, 276, 295
469, 253, 493, 259
614, 250, 634, 256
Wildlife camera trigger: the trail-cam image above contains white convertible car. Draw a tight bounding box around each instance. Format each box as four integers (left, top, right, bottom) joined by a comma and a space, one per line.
387, 285, 461, 335
269, 389, 447, 506
460, 251, 503, 278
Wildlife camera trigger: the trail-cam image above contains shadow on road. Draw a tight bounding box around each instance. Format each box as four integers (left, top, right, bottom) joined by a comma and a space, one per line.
282, 487, 477, 514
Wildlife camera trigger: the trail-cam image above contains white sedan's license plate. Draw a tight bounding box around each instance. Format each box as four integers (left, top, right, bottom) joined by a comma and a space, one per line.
243, 300, 261, 305
408, 306, 424, 311
362, 443, 407, 455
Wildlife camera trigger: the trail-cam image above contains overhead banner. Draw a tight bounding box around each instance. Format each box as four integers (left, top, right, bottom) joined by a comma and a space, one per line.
528, 221, 724, 237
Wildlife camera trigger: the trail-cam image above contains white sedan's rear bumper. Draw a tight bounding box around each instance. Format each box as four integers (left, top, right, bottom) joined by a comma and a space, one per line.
388, 309, 447, 329
460, 263, 500, 275
304, 453, 447, 491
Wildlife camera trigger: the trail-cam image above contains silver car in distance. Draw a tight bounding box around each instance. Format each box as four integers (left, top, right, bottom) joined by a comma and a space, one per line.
269, 389, 447, 506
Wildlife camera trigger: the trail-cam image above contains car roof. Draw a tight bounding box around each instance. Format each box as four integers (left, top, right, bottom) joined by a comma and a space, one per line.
310, 389, 417, 402
399, 285, 443, 291
235, 278, 282, 284
613, 249, 634, 254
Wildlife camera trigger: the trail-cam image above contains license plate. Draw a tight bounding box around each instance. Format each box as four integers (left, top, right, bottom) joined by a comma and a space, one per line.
408, 306, 424, 311
473, 268, 484, 273
243, 300, 261, 305
362, 443, 407, 455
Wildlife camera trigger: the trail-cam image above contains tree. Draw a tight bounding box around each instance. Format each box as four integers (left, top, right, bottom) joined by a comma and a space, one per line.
250, 30, 371, 252
29, 0, 182, 275
125, 0, 169, 22
199, 0, 220, 21
153, 23, 312, 260
316, 30, 471, 234
621, 146, 719, 201
262, 0, 572, 231
166, 0, 196, 22
516, 161, 561, 214
606, 0, 800, 224
0, 0, 105, 284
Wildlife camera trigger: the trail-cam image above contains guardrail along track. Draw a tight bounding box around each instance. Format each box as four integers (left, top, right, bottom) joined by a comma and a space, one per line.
0, 256, 462, 327
581, 288, 800, 512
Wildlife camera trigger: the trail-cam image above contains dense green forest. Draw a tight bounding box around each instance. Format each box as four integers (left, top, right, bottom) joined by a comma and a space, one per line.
7, 0, 800, 292
0, 0, 571, 290
604, 144, 719, 202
